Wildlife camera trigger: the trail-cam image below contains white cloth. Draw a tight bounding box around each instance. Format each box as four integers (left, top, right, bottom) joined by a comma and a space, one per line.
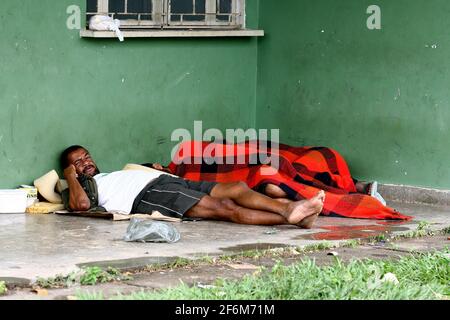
89, 15, 124, 41
94, 169, 165, 214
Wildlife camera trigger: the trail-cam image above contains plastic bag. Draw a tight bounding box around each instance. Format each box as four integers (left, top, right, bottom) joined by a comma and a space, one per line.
369, 181, 387, 206
89, 15, 124, 42
123, 218, 181, 243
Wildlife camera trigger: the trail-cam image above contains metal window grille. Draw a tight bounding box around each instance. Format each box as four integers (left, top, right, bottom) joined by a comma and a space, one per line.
87, 0, 245, 29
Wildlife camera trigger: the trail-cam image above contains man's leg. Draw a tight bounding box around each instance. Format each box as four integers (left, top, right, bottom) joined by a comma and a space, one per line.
185, 194, 322, 228
209, 182, 325, 225
134, 176, 323, 228
265, 180, 369, 196
185, 196, 288, 225
263, 184, 289, 198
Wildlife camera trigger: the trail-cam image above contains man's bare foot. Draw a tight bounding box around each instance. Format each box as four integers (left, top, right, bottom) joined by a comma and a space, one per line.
297, 211, 320, 229
285, 191, 325, 225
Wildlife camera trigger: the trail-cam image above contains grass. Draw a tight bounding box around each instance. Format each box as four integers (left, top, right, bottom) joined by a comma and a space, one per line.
396, 221, 435, 239
35, 267, 131, 289
0, 281, 7, 295
34, 222, 448, 288
142, 242, 337, 273
31, 244, 338, 289
79, 267, 126, 286
368, 221, 439, 245
77, 249, 450, 300
35, 223, 450, 294
342, 239, 362, 248
303, 241, 335, 252
372, 233, 388, 243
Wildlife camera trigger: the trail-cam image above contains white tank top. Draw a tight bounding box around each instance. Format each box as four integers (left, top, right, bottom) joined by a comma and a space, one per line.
94, 169, 165, 213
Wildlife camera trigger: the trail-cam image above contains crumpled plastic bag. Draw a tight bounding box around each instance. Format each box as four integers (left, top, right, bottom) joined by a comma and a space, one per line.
123, 218, 181, 243
89, 15, 124, 42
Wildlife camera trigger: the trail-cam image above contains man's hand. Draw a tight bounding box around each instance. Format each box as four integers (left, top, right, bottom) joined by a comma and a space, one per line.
64, 164, 78, 179
152, 163, 172, 173
152, 163, 164, 170
64, 164, 90, 211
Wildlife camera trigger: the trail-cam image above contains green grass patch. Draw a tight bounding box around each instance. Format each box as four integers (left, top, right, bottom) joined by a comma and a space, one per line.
78, 249, 450, 300
35, 267, 132, 289
368, 221, 439, 245
372, 233, 388, 243
303, 241, 335, 252
79, 267, 126, 286
0, 281, 7, 295
392, 221, 435, 240
143, 244, 337, 274
342, 239, 362, 248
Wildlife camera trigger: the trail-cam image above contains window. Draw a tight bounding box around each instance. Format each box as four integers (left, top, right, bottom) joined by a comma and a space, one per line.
86, 0, 246, 29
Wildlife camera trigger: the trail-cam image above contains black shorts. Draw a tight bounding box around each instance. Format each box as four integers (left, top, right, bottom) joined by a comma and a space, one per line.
131, 175, 218, 218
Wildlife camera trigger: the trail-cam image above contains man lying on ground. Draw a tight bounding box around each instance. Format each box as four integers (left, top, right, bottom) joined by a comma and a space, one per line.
60, 145, 325, 228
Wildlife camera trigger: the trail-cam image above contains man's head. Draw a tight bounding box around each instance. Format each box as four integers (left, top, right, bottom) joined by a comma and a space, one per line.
60, 145, 100, 177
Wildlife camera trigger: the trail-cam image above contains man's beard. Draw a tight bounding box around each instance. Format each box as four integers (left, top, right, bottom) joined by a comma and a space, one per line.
83, 166, 100, 177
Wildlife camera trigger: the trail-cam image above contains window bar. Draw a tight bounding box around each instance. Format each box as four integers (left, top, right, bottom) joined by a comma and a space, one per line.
227, 0, 234, 26
163, 0, 169, 26
219, 0, 231, 25
193, 0, 197, 21
98, 0, 109, 14
205, 0, 216, 25
217, 0, 220, 23
237, 0, 244, 28
154, 0, 164, 25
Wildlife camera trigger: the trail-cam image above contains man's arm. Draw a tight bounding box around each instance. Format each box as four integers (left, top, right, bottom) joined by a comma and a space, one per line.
64, 164, 91, 211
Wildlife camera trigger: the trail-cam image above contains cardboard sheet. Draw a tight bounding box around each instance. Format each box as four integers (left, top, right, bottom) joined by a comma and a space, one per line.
54, 210, 181, 222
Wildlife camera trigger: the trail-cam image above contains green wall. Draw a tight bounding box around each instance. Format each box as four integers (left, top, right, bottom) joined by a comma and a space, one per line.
256, 0, 450, 189
2, 0, 449, 190
0, 0, 259, 187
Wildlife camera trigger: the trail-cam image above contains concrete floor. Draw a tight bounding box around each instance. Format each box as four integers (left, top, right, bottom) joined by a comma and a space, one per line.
0, 201, 449, 283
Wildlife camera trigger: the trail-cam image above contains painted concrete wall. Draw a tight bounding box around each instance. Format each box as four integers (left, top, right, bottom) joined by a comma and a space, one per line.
2, 0, 449, 190
0, 0, 259, 187
256, 0, 450, 189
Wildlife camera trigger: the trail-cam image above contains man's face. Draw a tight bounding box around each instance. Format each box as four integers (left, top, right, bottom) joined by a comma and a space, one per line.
67, 148, 99, 177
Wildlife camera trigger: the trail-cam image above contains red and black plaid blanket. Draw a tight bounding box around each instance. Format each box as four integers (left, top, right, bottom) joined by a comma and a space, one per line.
168, 140, 411, 220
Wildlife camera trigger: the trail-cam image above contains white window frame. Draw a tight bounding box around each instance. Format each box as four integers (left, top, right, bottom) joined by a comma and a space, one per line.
89, 0, 246, 29
88, 0, 162, 27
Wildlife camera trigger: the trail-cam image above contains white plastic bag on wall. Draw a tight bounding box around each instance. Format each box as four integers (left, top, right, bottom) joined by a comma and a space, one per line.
89, 15, 124, 42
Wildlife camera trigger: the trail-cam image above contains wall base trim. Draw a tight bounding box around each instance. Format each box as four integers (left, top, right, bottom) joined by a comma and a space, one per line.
379, 184, 450, 206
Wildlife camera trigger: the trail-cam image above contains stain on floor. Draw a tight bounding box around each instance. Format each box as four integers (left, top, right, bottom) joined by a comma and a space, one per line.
293, 224, 410, 240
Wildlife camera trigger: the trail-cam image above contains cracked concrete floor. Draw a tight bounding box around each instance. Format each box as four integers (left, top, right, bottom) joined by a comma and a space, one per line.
2, 234, 449, 300
0, 201, 449, 289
